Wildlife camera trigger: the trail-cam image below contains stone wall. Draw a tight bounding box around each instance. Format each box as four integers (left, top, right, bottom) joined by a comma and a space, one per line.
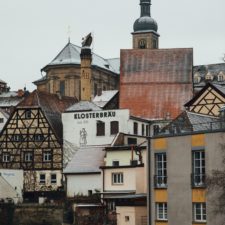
0, 203, 64, 225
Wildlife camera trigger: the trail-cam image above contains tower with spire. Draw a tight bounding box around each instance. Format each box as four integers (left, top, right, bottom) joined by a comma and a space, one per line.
132, 0, 159, 49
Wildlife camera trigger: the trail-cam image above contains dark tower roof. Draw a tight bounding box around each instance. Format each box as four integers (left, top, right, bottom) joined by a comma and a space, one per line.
133, 0, 158, 33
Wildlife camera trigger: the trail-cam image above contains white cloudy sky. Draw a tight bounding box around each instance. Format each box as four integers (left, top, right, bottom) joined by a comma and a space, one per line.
0, 0, 224, 91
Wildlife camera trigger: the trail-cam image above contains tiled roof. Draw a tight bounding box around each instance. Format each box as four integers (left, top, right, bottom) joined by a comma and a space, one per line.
120, 48, 193, 119
93, 90, 119, 108
41, 42, 120, 74
17, 90, 77, 142
66, 101, 102, 112
0, 108, 9, 119
193, 63, 225, 89
63, 146, 106, 174
161, 111, 220, 135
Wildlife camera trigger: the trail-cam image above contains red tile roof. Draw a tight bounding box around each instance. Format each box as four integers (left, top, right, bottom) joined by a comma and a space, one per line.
119, 48, 194, 119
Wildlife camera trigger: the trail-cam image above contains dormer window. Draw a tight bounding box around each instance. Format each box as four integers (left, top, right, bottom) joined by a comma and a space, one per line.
218, 72, 224, 82
194, 73, 201, 84
205, 72, 213, 81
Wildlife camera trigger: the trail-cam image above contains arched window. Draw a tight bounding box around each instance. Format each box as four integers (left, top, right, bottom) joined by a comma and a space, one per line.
96, 121, 105, 136
110, 121, 119, 135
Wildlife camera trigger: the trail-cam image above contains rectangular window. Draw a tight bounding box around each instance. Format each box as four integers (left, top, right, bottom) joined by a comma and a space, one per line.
112, 160, 119, 167
39, 174, 46, 184
33, 134, 44, 142
155, 153, 167, 188
133, 122, 138, 135
25, 109, 32, 119
112, 173, 123, 184
11, 134, 23, 142
146, 125, 149, 136
156, 203, 167, 220
96, 121, 105, 136
60, 81, 65, 96
2, 153, 10, 162
192, 150, 205, 187
43, 152, 52, 162
51, 174, 57, 184
0, 118, 4, 123
142, 124, 145, 136
110, 121, 119, 135
193, 203, 206, 222
24, 152, 33, 162
127, 138, 137, 145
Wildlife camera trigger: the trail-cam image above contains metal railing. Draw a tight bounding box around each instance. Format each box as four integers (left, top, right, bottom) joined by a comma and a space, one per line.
191, 173, 206, 188
154, 175, 167, 188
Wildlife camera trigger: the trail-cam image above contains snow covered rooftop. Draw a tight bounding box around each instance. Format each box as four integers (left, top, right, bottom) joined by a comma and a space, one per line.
66, 101, 102, 112
93, 90, 118, 108
42, 42, 120, 74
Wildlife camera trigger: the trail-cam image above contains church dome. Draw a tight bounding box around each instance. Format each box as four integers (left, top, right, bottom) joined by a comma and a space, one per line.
133, 16, 158, 33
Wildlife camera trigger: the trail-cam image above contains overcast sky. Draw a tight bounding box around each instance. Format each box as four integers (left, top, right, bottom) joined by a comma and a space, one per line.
0, 0, 224, 91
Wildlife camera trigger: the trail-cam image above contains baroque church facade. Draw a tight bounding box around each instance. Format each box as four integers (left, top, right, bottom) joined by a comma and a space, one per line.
33, 42, 119, 100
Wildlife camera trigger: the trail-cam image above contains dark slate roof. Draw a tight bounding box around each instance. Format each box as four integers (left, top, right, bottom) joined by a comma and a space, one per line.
193, 63, 225, 89
120, 48, 193, 119
160, 111, 220, 135
66, 101, 102, 112
63, 146, 106, 174
17, 90, 77, 142
41, 42, 120, 74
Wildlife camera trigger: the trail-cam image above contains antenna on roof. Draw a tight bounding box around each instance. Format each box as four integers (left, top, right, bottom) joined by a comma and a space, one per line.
67, 25, 71, 43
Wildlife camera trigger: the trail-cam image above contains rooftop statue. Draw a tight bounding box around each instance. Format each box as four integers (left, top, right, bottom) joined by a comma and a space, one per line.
82, 33, 93, 47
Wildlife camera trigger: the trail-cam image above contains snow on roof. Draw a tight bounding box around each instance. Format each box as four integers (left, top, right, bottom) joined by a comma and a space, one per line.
63, 146, 106, 174
42, 42, 120, 74
93, 90, 118, 108
66, 101, 102, 112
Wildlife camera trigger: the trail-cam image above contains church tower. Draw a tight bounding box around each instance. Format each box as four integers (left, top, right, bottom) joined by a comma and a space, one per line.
132, 0, 159, 49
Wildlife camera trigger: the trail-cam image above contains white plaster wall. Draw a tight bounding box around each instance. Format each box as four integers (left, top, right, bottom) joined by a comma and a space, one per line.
62, 109, 149, 147
66, 174, 101, 197
0, 111, 7, 132
0, 169, 23, 198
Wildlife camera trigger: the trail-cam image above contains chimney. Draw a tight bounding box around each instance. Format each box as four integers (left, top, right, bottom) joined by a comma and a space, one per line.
80, 47, 92, 101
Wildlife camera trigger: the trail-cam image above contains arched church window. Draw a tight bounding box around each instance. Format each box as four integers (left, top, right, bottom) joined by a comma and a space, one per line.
139, 39, 146, 49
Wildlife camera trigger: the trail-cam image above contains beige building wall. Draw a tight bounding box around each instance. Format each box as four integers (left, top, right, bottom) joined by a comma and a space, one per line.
104, 167, 145, 193
117, 206, 147, 225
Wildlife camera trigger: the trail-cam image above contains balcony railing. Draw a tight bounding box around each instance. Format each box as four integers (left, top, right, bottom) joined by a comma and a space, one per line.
191, 173, 206, 188
154, 175, 167, 188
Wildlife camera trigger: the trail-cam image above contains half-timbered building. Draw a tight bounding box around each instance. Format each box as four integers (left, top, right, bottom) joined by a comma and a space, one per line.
185, 83, 225, 117
0, 90, 76, 199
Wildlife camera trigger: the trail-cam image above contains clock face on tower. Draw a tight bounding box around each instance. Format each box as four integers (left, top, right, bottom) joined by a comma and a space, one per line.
139, 39, 146, 49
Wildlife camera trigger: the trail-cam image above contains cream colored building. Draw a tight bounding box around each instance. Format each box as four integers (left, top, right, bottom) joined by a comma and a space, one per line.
101, 133, 148, 225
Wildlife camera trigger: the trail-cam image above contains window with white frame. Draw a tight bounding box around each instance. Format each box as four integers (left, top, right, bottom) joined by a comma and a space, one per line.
43, 152, 52, 162
155, 153, 167, 188
133, 122, 138, 135
193, 203, 206, 222
192, 150, 205, 187
39, 174, 46, 184
156, 203, 167, 220
24, 152, 33, 162
2, 153, 10, 162
112, 172, 123, 184
51, 174, 57, 184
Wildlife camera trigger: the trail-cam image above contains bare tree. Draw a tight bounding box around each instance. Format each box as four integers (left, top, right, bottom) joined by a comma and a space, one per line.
207, 144, 225, 224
